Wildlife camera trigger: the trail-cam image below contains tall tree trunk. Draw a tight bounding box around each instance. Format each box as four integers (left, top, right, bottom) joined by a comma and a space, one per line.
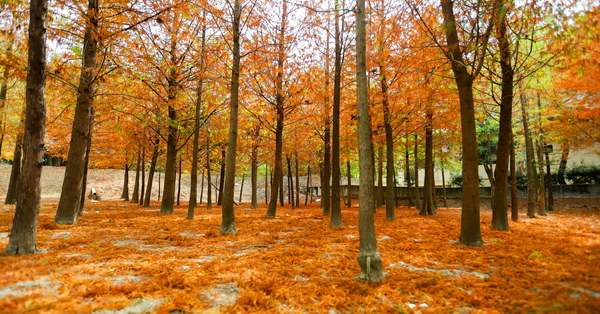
144, 139, 159, 207
206, 135, 212, 210
5, 128, 23, 205
536, 140, 547, 216
346, 160, 352, 207
131, 150, 140, 203
250, 145, 258, 209
330, 0, 343, 226
188, 12, 206, 219
287, 156, 295, 209
54, 0, 98, 225
139, 146, 145, 205
420, 110, 436, 216
220, 0, 242, 234
177, 157, 182, 206
305, 165, 311, 206
521, 94, 537, 218
0, 43, 12, 156
491, 8, 513, 230
376, 146, 384, 209
295, 153, 300, 209
510, 132, 519, 221
441, 0, 487, 246
121, 162, 130, 201
441, 162, 447, 207
544, 145, 555, 211
356, 0, 384, 282
405, 140, 414, 207
322, 123, 331, 215
413, 134, 420, 210
217, 146, 225, 206
78, 134, 92, 216
557, 147, 569, 185
160, 102, 178, 214
239, 174, 245, 204
279, 171, 285, 206
5, 0, 47, 255
199, 169, 204, 204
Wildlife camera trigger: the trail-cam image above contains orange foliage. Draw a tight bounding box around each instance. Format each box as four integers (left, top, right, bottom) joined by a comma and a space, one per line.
1, 201, 598, 312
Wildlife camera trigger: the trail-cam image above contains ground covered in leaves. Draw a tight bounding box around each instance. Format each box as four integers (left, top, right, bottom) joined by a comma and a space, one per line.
1, 200, 599, 313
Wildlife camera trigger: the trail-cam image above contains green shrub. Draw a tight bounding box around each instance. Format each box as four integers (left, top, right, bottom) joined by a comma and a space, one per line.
565, 165, 600, 184
450, 174, 484, 187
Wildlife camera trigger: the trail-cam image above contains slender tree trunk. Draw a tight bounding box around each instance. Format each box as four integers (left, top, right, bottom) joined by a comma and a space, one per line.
139, 147, 145, 205
557, 147, 569, 185
5, 129, 23, 205
200, 169, 204, 204
0, 42, 13, 157
78, 136, 92, 216
121, 162, 130, 201
295, 153, 300, 209
131, 150, 140, 203
267, 110, 284, 217
287, 156, 295, 209
510, 132, 519, 221
322, 124, 331, 215
413, 134, 420, 209
54, 0, 98, 225
250, 145, 258, 209
264, 165, 269, 204
420, 110, 436, 216
305, 165, 310, 206
220, 0, 242, 234
206, 135, 212, 210
544, 146, 555, 211
217, 147, 225, 206
536, 140, 547, 216
330, 0, 343, 226
177, 157, 182, 206
188, 12, 206, 219
347, 160, 352, 207
521, 94, 537, 218
279, 171, 284, 206
376, 146, 384, 209
356, 0, 384, 282
491, 8, 512, 230
160, 103, 178, 214
441, 162, 447, 207
405, 140, 414, 207
5, 0, 47, 255
239, 174, 245, 204
144, 139, 159, 207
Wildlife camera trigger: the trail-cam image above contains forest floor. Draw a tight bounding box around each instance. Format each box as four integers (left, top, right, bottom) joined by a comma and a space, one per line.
0, 198, 599, 313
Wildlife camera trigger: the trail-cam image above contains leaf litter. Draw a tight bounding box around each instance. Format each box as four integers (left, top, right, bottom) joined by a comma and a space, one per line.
0, 200, 599, 312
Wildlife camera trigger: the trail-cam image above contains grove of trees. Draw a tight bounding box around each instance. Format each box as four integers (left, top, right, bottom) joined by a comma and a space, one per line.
1, 0, 598, 283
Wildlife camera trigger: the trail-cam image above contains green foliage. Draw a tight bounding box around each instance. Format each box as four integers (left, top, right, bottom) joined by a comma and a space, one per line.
565, 165, 600, 184
450, 174, 484, 187
508, 173, 528, 186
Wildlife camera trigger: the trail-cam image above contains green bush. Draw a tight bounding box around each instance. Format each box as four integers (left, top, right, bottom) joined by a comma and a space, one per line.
450, 174, 484, 187
508, 173, 528, 186
565, 165, 600, 184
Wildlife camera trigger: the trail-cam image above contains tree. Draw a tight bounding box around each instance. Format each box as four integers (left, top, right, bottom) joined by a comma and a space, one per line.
220, 0, 242, 234
438, 0, 500, 246
5, 0, 48, 255
54, 0, 99, 225
355, 0, 384, 283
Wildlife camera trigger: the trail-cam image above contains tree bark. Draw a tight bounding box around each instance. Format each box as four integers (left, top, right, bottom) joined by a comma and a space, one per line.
5, 0, 47, 255
160, 103, 178, 214
206, 135, 212, 210
131, 150, 140, 203
217, 146, 225, 206
305, 165, 310, 206
139, 146, 145, 205
250, 144, 258, 209
413, 134, 420, 210
287, 156, 295, 209
295, 153, 300, 209
220, 0, 242, 234
330, 0, 343, 226
356, 0, 384, 283
346, 160, 352, 207
521, 94, 537, 218
405, 140, 414, 207
188, 12, 207, 219
420, 110, 436, 216
376, 146, 384, 209
491, 8, 512, 230
557, 147, 569, 185
510, 132, 519, 221
544, 145, 555, 211
441, 0, 486, 246
144, 139, 159, 207
121, 162, 130, 201
536, 140, 547, 216
54, 0, 98, 225
5, 129, 23, 205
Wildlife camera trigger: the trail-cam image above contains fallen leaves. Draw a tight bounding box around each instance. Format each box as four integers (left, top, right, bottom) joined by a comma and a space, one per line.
0, 200, 599, 312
